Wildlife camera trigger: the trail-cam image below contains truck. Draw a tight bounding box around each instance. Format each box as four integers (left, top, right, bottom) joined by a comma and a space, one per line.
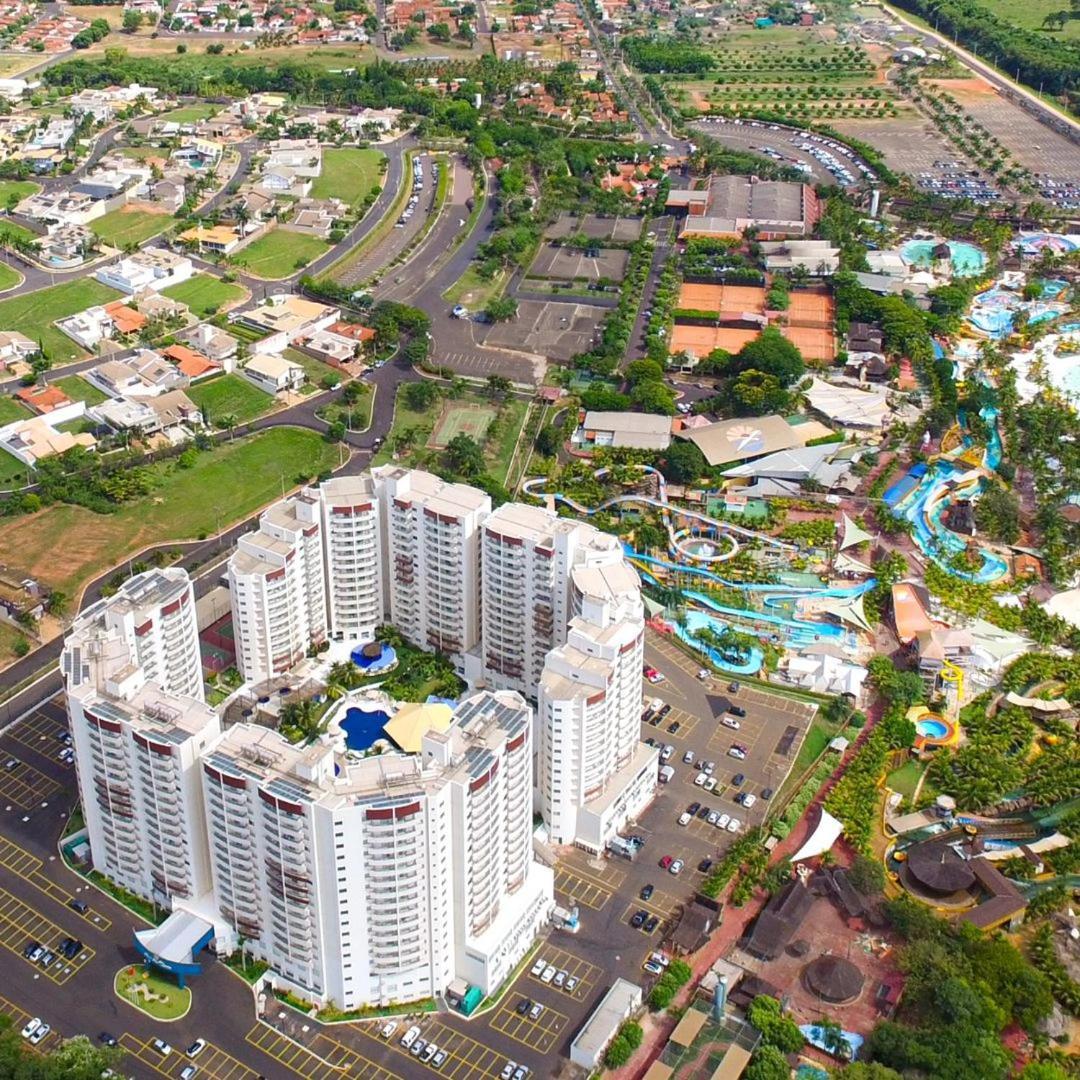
551, 904, 580, 932
658, 765, 675, 784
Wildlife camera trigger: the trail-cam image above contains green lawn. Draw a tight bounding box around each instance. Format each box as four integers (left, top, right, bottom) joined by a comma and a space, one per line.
443, 265, 509, 309
91, 209, 175, 248
232, 230, 329, 279
115, 966, 191, 1021
284, 348, 342, 391
0, 619, 30, 664
975, 0, 1080, 36
161, 273, 246, 317
187, 373, 274, 425
52, 375, 109, 406
0, 279, 122, 363
0, 219, 39, 245
887, 760, 927, 801
0, 397, 32, 426
0, 180, 39, 207
157, 103, 221, 123
0, 428, 340, 595
0, 448, 32, 491
0, 262, 20, 292
310, 148, 386, 207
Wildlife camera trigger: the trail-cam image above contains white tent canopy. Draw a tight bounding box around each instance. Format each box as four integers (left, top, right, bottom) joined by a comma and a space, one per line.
790, 808, 844, 864
805, 378, 890, 429
838, 513, 874, 551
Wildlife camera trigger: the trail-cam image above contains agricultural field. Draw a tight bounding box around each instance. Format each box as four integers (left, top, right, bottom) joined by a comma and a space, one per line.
310, 148, 386, 207
232, 229, 329, 278
0, 427, 339, 596
642, 32, 906, 123
90, 208, 176, 248
0, 279, 122, 363
161, 273, 247, 316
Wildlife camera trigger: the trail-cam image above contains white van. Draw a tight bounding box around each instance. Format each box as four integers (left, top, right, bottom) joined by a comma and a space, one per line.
400, 1026, 421, 1049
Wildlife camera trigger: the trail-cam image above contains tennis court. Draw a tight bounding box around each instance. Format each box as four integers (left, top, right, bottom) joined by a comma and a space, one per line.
783, 324, 836, 362
430, 402, 497, 448
670, 324, 761, 357
787, 290, 835, 328
678, 283, 766, 316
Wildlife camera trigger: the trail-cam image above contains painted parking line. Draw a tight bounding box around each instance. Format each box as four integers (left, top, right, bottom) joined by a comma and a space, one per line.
619, 901, 665, 937
351, 1016, 506, 1080
0, 991, 60, 1052
489, 998, 568, 1054
0, 757, 60, 808
557, 855, 626, 891
6, 712, 68, 762
119, 1035, 181, 1077
244, 1023, 345, 1079
306, 1030, 401, 1080
0, 885, 93, 984
0, 833, 111, 930
526, 943, 601, 1000
184, 1042, 264, 1080
554, 868, 610, 911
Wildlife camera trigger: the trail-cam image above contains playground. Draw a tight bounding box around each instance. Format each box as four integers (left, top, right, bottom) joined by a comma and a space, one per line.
429, 402, 497, 449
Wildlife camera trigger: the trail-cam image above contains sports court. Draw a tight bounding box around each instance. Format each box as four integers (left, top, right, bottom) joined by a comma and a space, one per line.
545, 211, 644, 243
483, 300, 605, 362
782, 324, 836, 362
527, 242, 629, 283
677, 283, 766, 316
786, 289, 834, 327
429, 402, 497, 448
670, 324, 760, 357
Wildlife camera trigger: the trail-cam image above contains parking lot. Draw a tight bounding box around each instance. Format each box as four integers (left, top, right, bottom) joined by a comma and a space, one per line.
480, 299, 606, 363
0, 883, 93, 984
6, 708, 70, 765
122, 1035, 263, 1080
0, 755, 59, 809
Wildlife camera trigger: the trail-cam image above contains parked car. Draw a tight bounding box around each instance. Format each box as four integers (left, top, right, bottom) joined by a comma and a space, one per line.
693, 773, 707, 788
433, 1049, 448, 1068
68, 899, 88, 914
728, 681, 741, 693
644, 915, 659, 933
553, 970, 567, 988
630, 910, 647, 929
739, 793, 757, 809
644, 667, 665, 684
98, 1033, 118, 1047
667, 721, 680, 734
29, 1025, 50, 1047
706, 811, 719, 826
728, 746, 746, 760
682, 749, 695, 764
716, 814, 731, 829
697, 669, 710, 680
643, 960, 663, 975
530, 957, 545, 976
761, 787, 774, 800
678, 811, 692, 826
565, 975, 579, 993
669, 859, 684, 875
698, 857, 713, 872
500, 1065, 516, 1080
151, 1039, 171, 1057
727, 817, 742, 833
659, 855, 673, 870
704, 778, 718, 792
721, 716, 740, 730
420, 1043, 437, 1063
732, 773, 745, 786
729, 705, 747, 718
529, 1002, 544, 1020
640, 883, 654, 901
400, 1026, 421, 1049
380, 1022, 397, 1039
20, 1019, 41, 1040
180, 1067, 198, 1080
660, 745, 673, 762
540, 965, 556, 983
410, 1039, 426, 1057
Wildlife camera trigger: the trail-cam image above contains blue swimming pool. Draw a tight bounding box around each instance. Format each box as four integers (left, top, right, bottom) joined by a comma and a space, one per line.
916, 718, 948, 739
901, 239, 986, 277
341, 707, 390, 752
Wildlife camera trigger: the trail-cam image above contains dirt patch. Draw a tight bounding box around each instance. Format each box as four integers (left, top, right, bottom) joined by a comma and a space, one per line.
926, 77, 996, 97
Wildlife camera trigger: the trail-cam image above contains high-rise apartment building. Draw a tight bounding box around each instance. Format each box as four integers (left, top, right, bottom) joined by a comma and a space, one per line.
72, 568, 203, 701
537, 560, 657, 851
371, 466, 489, 667
478, 504, 637, 700
315, 476, 385, 643
200, 691, 551, 1008
228, 492, 327, 685
62, 592, 219, 906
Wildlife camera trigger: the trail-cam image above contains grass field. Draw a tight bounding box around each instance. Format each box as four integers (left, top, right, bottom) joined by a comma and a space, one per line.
0, 397, 32, 425
187, 373, 274, 425
0, 219, 39, 245
0, 448, 31, 491
0, 279, 122, 363
974, 0, 1080, 37
115, 966, 191, 1021
0, 181, 40, 206
157, 103, 222, 123
0, 620, 30, 665
284, 348, 342, 391
443, 265, 509, 310
0, 262, 19, 293
53, 375, 109, 406
0, 428, 339, 595
232, 229, 329, 279
161, 273, 246, 316
91, 209, 175, 248
311, 148, 386, 207
887, 760, 926, 801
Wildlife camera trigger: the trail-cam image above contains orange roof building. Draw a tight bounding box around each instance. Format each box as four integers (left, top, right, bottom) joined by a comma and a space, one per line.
14, 383, 73, 414
104, 302, 148, 336
162, 344, 218, 380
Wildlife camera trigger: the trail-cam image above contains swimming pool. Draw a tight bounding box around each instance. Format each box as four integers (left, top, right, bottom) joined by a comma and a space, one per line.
340, 707, 390, 752
901, 239, 986, 277
916, 718, 948, 740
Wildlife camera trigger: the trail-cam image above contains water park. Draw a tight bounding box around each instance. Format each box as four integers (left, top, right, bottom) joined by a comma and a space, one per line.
522, 467, 876, 676
899, 237, 987, 278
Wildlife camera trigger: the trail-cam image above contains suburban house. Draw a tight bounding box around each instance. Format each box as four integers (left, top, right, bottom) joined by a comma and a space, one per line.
18, 189, 104, 226
57, 301, 147, 351
86, 352, 188, 398
178, 224, 242, 256
237, 294, 339, 344
95, 250, 194, 294
14, 383, 73, 415
186, 323, 238, 364
162, 344, 221, 381
0, 414, 96, 468
300, 321, 375, 365
91, 389, 203, 440
0, 331, 36, 368
242, 352, 305, 394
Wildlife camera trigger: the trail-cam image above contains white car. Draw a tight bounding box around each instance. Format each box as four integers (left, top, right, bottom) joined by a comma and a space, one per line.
740, 793, 757, 809
727, 817, 742, 833
530, 957, 546, 977
697, 669, 710, 680
20, 1018, 40, 1040
728, 747, 746, 760
151, 1039, 171, 1057
187, 1039, 206, 1058
706, 811, 719, 826
704, 778, 718, 792
678, 811, 692, 826
400, 1026, 421, 1049
29, 1025, 50, 1046
682, 750, 694, 764
451, 304, 468, 319
501, 1065, 517, 1080
180, 1067, 198, 1080
643, 960, 664, 975
540, 965, 556, 983
669, 859, 684, 875
649, 951, 670, 968
721, 717, 740, 730
660, 745, 674, 762
380, 1022, 397, 1039
693, 772, 707, 787
716, 814, 731, 829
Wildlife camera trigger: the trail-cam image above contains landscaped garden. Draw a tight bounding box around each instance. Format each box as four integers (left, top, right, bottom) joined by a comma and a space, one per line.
187, 373, 274, 426
0, 279, 121, 363
0, 427, 339, 595
115, 965, 191, 1020
311, 147, 386, 206
232, 229, 329, 278
161, 273, 246, 317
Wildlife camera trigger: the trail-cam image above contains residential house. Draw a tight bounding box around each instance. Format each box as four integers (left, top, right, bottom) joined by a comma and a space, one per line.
15, 383, 72, 415
300, 321, 375, 365
0, 415, 96, 468
162, 344, 220, 382
0, 331, 36, 368
95, 250, 194, 294
237, 294, 339, 343
179, 224, 242, 256
91, 389, 202, 440
38, 223, 96, 269
242, 352, 305, 394
57, 301, 147, 351
186, 323, 238, 364
28, 117, 75, 152
87, 352, 187, 398
288, 198, 346, 239
18, 189, 104, 227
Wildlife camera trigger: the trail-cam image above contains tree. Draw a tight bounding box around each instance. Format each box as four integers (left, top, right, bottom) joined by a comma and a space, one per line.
745, 1045, 790, 1080
445, 433, 485, 478
427, 20, 451, 40
734, 326, 805, 385
725, 369, 794, 416
625, 358, 665, 386
484, 296, 518, 323
848, 854, 886, 896
974, 484, 1020, 544
534, 426, 561, 457
485, 373, 512, 398
122, 9, 142, 32
631, 379, 677, 415
657, 441, 706, 484
747, 996, 805, 1054
403, 381, 439, 411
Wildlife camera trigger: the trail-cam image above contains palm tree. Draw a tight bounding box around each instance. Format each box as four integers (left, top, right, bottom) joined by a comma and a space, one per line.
325, 661, 359, 700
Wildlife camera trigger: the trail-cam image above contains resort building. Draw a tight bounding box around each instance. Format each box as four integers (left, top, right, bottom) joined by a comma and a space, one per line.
316, 476, 385, 644
200, 690, 552, 1008
371, 466, 490, 669
537, 558, 656, 851
228, 493, 327, 685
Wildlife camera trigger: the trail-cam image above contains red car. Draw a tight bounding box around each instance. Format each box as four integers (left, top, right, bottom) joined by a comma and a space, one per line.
659, 855, 673, 870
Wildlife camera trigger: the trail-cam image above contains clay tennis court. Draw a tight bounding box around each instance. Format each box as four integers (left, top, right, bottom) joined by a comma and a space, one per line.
671, 324, 761, 357
783, 324, 835, 362
429, 402, 496, 448
528, 242, 630, 283
678, 283, 766, 316
787, 290, 835, 328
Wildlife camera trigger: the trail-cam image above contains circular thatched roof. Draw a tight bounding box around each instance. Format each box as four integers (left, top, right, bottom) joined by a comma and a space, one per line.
803, 955, 865, 1004
907, 842, 976, 894
361, 642, 384, 659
